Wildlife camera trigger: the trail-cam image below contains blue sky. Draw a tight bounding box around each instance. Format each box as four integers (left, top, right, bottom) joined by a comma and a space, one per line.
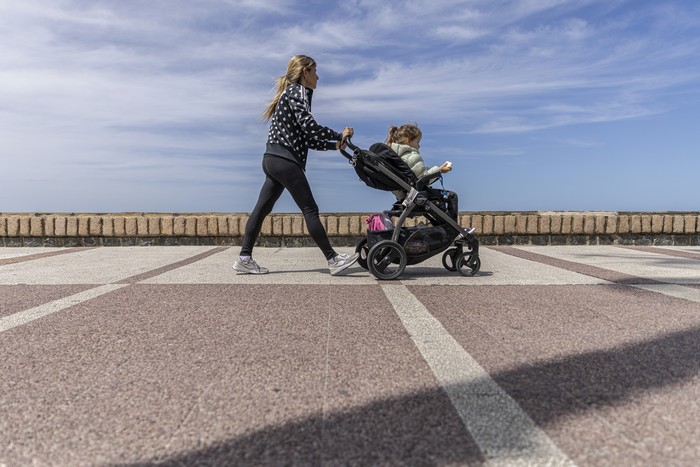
2, 0, 699, 214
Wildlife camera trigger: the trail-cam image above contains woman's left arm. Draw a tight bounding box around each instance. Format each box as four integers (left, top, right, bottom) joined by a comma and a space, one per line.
308, 138, 338, 151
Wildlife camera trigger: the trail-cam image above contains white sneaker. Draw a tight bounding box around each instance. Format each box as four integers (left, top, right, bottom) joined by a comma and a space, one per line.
233, 257, 269, 274
328, 252, 359, 276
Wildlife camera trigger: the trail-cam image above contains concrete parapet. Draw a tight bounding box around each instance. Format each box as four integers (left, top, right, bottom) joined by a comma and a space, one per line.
1, 212, 699, 246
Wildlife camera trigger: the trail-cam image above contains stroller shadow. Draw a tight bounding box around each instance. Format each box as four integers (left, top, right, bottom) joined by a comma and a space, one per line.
397, 267, 494, 280
126, 324, 700, 466
258, 268, 369, 276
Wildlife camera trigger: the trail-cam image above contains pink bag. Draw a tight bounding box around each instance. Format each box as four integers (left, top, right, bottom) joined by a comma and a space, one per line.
365, 214, 393, 231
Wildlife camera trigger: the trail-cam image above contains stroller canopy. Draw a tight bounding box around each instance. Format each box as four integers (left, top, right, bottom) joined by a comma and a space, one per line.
353, 143, 418, 192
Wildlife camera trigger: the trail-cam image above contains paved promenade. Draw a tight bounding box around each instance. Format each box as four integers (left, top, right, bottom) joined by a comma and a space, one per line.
1, 245, 699, 466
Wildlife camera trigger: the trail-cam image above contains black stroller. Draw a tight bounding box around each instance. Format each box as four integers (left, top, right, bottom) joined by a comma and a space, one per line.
340, 138, 480, 280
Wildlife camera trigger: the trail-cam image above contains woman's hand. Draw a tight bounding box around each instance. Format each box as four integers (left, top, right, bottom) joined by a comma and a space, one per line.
336, 127, 354, 150
439, 161, 453, 173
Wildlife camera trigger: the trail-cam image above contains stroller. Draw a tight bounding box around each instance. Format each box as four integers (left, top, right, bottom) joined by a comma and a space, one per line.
340, 137, 480, 280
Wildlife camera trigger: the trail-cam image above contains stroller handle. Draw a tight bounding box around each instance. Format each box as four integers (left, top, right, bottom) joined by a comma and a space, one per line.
339, 136, 358, 161
343, 136, 358, 151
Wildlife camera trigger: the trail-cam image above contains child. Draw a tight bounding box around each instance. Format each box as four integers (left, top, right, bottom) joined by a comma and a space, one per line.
386, 123, 459, 220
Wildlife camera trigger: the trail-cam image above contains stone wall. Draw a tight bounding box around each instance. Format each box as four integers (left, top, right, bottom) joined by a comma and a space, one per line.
1, 212, 699, 247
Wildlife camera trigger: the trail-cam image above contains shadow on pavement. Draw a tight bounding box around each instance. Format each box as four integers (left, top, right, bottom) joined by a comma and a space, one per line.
127, 324, 700, 466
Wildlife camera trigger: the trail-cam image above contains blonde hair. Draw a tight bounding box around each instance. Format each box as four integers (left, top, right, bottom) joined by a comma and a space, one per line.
386, 123, 422, 145
263, 54, 316, 121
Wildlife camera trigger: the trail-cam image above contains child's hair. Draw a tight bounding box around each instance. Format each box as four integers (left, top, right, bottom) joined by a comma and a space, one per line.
386, 123, 422, 145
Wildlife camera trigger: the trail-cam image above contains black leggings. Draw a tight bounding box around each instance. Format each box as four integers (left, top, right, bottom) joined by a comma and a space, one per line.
240, 156, 336, 260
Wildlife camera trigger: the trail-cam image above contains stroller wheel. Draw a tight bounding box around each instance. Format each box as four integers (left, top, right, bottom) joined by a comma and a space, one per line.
367, 240, 407, 280
456, 253, 480, 277
442, 248, 459, 272
355, 238, 369, 270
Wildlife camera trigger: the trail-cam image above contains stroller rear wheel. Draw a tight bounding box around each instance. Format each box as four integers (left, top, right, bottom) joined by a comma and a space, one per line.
355, 238, 369, 270
368, 240, 407, 280
456, 252, 480, 277
442, 248, 459, 272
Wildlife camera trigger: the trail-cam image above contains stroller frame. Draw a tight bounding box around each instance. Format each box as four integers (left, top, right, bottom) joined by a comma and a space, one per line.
341, 138, 480, 280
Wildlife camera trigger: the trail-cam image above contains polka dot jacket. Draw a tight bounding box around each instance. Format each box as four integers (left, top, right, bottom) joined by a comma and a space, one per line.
265, 83, 342, 170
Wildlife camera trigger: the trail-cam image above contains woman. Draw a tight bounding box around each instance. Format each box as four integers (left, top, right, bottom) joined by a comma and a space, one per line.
386, 123, 459, 220
234, 55, 359, 275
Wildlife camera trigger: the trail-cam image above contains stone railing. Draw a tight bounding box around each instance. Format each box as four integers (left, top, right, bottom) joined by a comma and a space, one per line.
1, 212, 699, 247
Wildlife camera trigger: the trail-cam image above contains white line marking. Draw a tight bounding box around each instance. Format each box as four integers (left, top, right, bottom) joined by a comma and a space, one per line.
381, 284, 576, 467
0, 284, 127, 333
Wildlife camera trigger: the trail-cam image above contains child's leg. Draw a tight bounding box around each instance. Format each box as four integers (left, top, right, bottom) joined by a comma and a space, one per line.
446, 190, 459, 220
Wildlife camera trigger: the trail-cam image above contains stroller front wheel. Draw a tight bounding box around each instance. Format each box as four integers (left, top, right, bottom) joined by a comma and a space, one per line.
367, 240, 407, 280
456, 253, 480, 277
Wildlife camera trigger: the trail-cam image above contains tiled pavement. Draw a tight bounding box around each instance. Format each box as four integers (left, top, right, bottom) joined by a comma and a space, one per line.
1, 245, 699, 466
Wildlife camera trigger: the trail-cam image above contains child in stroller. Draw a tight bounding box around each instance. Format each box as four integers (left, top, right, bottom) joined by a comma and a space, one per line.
386, 123, 459, 221
339, 135, 480, 280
